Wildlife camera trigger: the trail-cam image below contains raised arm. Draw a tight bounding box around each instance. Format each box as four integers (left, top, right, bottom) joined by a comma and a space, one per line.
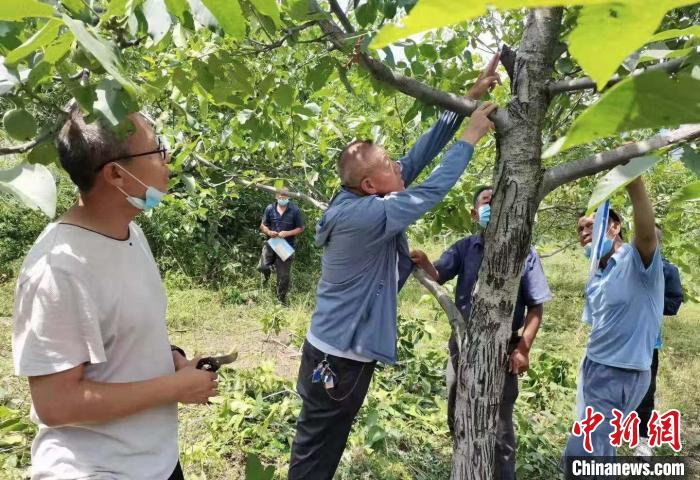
398, 111, 465, 186
626, 177, 657, 266
379, 103, 497, 238
399, 69, 500, 186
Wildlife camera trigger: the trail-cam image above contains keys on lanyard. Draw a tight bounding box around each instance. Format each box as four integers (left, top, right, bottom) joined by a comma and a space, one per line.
312, 357, 336, 390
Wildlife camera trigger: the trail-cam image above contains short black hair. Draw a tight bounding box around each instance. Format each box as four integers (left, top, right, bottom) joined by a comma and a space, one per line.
56, 103, 130, 192
472, 185, 493, 207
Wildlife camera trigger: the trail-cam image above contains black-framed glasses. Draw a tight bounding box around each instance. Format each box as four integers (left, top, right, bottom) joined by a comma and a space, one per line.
94, 136, 169, 172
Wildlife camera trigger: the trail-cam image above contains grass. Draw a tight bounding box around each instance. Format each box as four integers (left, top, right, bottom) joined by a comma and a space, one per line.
0, 246, 698, 479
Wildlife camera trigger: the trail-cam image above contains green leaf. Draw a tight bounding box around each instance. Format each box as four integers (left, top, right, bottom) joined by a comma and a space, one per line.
306, 58, 334, 91
0, 0, 55, 21
419, 43, 437, 61
680, 146, 700, 177
5, 18, 62, 65
28, 140, 59, 166
200, 0, 245, 39
249, 0, 282, 28
649, 25, 700, 43
43, 32, 75, 64
103, 0, 132, 19
3, 109, 37, 141
143, 0, 173, 44
62, 15, 139, 95
93, 79, 137, 128
182, 174, 196, 193
228, 59, 253, 95
586, 156, 662, 215
671, 180, 700, 203
244, 453, 274, 480
544, 71, 700, 157
27, 60, 52, 87
0, 162, 56, 218
164, 0, 191, 24
568, 0, 695, 90
369, 0, 606, 49
355, 3, 377, 27
411, 60, 426, 75
287, 0, 311, 22
60, 0, 90, 20
369, 0, 694, 60
272, 84, 295, 109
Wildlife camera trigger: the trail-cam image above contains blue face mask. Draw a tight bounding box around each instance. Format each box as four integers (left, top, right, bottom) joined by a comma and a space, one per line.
583, 237, 614, 259
115, 164, 166, 211
278, 198, 290, 207
477, 204, 491, 228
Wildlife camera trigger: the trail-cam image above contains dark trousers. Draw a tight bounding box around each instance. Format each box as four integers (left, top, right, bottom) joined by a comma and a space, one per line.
447, 333, 519, 480
168, 461, 184, 480
288, 340, 376, 480
257, 243, 293, 302
635, 348, 659, 438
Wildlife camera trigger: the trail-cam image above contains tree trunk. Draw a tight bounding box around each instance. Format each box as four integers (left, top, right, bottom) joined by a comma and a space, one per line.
451, 8, 563, 480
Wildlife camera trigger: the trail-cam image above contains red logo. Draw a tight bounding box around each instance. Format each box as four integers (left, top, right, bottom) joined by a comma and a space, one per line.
571, 408, 682, 453
648, 409, 682, 452
609, 409, 640, 448
572, 406, 605, 453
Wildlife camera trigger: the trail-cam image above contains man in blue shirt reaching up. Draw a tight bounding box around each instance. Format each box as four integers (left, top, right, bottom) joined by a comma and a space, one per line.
633, 223, 683, 456
564, 177, 663, 469
287, 67, 500, 480
410, 185, 552, 480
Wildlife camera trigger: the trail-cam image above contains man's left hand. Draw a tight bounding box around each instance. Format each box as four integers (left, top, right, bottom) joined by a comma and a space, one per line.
509, 346, 530, 375
278, 231, 288, 238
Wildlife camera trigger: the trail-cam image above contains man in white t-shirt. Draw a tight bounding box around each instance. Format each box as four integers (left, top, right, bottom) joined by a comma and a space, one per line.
12, 105, 218, 479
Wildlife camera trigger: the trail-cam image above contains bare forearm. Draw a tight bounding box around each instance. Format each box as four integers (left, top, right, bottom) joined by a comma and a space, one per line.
626, 177, 657, 264
519, 305, 543, 351
34, 375, 179, 427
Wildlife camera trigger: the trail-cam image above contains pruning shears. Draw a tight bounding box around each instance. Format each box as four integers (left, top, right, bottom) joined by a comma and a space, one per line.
196, 350, 238, 372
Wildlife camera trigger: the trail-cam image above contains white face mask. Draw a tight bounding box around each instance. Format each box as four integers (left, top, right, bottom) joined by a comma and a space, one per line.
114, 163, 165, 210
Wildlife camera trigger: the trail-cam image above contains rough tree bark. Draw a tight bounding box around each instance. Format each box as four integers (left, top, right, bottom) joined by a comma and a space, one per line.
451, 8, 563, 480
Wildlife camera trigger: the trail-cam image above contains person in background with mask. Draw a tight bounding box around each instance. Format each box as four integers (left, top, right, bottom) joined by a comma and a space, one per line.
258, 188, 305, 304
410, 185, 552, 480
564, 177, 663, 468
633, 223, 684, 456
12, 105, 217, 480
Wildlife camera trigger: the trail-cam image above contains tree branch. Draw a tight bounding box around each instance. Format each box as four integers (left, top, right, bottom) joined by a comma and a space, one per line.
310, 1, 510, 130
0, 122, 64, 156
412, 267, 464, 353
539, 240, 577, 258
244, 21, 318, 52
548, 58, 684, 95
195, 155, 329, 210
540, 124, 700, 197
328, 0, 355, 33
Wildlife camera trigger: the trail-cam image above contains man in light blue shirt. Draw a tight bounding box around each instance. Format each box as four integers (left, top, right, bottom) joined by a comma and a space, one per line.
564, 177, 663, 469
288, 69, 500, 480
